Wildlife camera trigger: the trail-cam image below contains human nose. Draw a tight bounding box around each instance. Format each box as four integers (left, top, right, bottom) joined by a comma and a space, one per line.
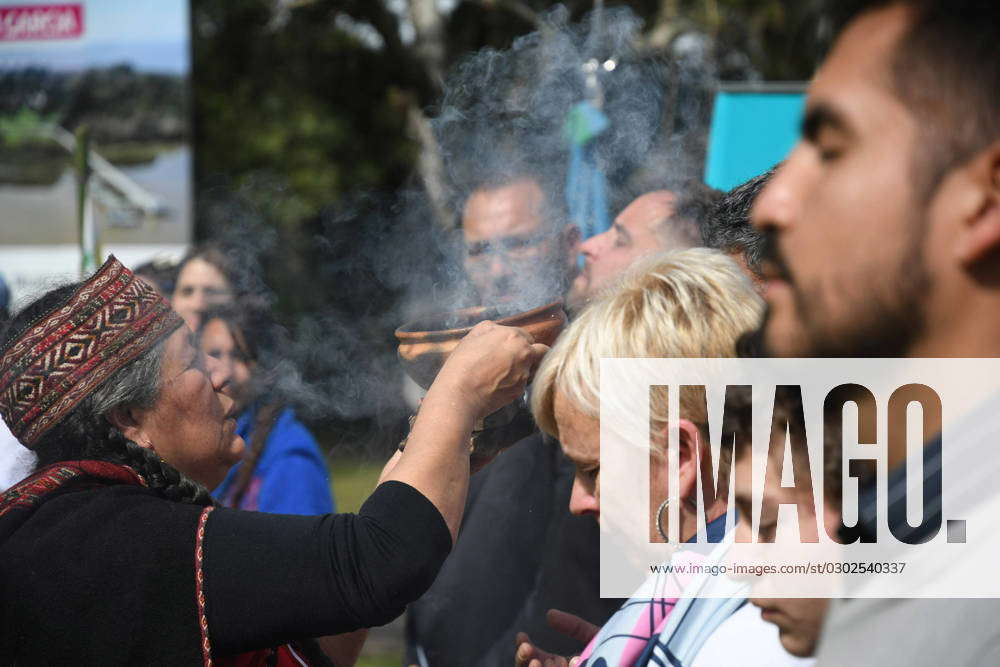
568, 477, 599, 516
580, 230, 608, 259
486, 252, 511, 279
205, 355, 231, 392
189, 288, 208, 313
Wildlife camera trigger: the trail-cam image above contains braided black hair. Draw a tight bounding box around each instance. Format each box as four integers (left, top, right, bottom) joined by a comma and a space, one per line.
3, 282, 212, 506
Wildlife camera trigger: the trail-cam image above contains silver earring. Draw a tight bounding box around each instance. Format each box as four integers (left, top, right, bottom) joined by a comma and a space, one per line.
656, 498, 671, 543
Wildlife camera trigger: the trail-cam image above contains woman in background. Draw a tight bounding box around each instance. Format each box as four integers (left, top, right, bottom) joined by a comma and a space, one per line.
200, 302, 334, 515
172, 244, 238, 330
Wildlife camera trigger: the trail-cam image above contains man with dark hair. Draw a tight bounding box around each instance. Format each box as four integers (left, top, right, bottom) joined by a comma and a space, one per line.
407, 169, 615, 667
567, 183, 720, 311
461, 173, 580, 307
752, 1, 1000, 664
702, 169, 773, 281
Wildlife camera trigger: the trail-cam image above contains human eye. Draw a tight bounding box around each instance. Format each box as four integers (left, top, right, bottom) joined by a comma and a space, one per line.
612, 225, 630, 248
502, 237, 538, 258
817, 145, 843, 162
466, 241, 489, 258
189, 350, 207, 373
813, 128, 846, 163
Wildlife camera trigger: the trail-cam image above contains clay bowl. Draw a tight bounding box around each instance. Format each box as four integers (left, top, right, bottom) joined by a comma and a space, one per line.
395, 300, 567, 389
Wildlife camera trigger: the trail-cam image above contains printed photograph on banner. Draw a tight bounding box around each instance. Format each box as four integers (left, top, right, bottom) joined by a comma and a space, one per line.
0, 0, 191, 305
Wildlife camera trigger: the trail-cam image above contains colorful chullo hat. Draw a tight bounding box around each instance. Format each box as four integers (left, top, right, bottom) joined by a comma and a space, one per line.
0, 256, 184, 448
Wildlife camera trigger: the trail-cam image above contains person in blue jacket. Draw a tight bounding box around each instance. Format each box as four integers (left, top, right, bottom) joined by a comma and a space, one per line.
199, 302, 334, 515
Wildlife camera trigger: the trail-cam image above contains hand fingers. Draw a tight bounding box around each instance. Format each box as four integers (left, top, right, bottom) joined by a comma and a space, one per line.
515, 635, 534, 667
494, 323, 536, 344
527, 342, 550, 378
467, 320, 497, 338
514, 644, 542, 667
529, 342, 550, 359
547, 608, 601, 644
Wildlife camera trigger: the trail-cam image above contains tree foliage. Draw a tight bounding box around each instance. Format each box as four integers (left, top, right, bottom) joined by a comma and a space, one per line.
191, 0, 835, 447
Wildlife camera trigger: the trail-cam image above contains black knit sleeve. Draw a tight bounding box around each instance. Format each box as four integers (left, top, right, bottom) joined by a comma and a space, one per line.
202, 480, 453, 657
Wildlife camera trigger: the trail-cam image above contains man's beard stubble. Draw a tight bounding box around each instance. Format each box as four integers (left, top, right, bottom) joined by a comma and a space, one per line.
757, 224, 930, 358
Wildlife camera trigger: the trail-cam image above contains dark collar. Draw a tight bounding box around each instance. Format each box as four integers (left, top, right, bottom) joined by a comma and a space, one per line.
0, 460, 145, 539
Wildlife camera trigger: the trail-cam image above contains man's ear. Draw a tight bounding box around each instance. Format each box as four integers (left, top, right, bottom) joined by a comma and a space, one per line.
676, 419, 701, 504
954, 140, 1000, 267
562, 223, 582, 257
106, 405, 147, 447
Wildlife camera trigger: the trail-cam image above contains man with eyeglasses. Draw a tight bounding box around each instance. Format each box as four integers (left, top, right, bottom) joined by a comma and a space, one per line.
461, 175, 580, 308
405, 173, 620, 667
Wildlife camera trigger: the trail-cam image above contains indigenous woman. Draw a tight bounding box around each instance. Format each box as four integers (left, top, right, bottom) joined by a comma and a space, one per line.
0, 256, 546, 665
517, 250, 805, 667
199, 303, 334, 514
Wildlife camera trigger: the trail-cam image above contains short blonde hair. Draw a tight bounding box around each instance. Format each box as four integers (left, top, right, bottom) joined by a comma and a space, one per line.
531, 248, 763, 442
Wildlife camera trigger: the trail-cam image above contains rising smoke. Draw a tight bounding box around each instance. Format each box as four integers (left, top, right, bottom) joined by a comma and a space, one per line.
197, 5, 729, 453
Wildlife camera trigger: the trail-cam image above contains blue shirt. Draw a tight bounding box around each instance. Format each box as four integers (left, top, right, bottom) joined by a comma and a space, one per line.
690, 512, 730, 544
214, 406, 335, 515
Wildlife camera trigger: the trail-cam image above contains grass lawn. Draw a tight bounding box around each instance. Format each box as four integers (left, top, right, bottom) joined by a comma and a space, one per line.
356, 653, 403, 667
330, 455, 383, 513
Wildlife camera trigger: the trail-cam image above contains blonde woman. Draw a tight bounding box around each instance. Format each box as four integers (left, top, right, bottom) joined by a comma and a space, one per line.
516, 248, 810, 667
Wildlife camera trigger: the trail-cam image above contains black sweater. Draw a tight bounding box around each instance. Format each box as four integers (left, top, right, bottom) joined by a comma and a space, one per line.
0, 479, 451, 665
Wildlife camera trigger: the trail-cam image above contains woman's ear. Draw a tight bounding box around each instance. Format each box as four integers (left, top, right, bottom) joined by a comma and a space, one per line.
106, 406, 148, 447
676, 419, 701, 504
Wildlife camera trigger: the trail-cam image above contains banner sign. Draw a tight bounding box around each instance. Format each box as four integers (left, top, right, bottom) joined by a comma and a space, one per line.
0, 4, 83, 41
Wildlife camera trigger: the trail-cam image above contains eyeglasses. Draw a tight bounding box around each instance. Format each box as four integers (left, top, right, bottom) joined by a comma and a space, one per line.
465, 231, 556, 263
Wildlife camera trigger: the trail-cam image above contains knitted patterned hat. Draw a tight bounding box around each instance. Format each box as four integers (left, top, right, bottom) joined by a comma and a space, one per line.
0, 256, 184, 448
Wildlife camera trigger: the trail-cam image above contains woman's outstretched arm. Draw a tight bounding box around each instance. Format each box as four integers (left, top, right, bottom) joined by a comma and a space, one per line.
380, 321, 548, 542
